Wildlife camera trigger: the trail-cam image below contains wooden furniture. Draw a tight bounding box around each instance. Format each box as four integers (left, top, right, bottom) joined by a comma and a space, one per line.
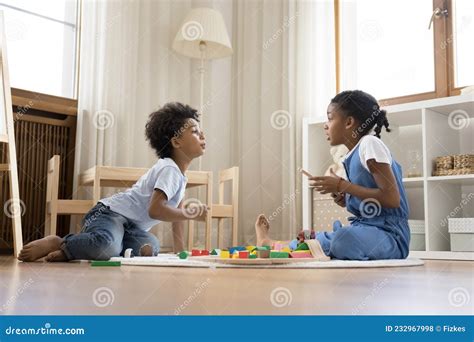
0, 12, 23, 257
45, 155, 93, 236
185, 171, 213, 251
303, 93, 474, 261
212, 167, 239, 248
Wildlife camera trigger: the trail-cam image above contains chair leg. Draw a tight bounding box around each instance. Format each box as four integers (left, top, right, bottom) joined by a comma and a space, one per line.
187, 220, 194, 251
217, 218, 224, 249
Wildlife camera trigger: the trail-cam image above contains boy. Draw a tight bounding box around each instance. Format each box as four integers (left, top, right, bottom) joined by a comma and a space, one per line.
19, 102, 207, 262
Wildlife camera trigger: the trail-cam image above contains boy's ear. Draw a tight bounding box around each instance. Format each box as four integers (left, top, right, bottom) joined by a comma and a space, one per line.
171, 136, 181, 149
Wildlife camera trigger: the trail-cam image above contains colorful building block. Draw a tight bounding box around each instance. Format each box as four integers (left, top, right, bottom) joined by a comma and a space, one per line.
228, 246, 246, 254
295, 242, 309, 251
91, 261, 121, 267
281, 247, 292, 254
257, 250, 270, 258
290, 251, 313, 258
191, 249, 201, 256
238, 251, 249, 259
270, 251, 289, 258
220, 250, 230, 259
252, 246, 271, 252
178, 251, 190, 259
232, 251, 240, 259
249, 254, 257, 259
210, 249, 221, 256
200, 250, 210, 256
245, 245, 256, 251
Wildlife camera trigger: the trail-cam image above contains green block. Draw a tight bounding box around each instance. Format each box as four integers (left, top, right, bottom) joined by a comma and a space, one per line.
210, 249, 220, 256
252, 246, 271, 252
91, 261, 121, 267
178, 251, 190, 259
249, 254, 257, 259
270, 251, 289, 259
295, 242, 309, 251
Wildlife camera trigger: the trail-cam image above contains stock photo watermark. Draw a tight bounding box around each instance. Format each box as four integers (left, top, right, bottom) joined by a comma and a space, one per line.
174, 278, 211, 315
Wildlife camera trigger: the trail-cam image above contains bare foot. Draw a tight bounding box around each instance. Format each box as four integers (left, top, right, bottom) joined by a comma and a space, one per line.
18, 235, 63, 262
255, 214, 274, 247
45, 249, 68, 262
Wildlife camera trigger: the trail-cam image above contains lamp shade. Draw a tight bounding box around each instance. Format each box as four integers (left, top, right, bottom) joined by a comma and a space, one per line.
172, 7, 233, 59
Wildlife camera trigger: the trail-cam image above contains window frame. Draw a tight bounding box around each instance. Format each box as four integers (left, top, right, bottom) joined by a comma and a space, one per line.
335, 0, 462, 106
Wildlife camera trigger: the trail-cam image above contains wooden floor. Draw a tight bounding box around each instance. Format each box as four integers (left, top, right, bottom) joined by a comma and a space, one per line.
0, 256, 472, 315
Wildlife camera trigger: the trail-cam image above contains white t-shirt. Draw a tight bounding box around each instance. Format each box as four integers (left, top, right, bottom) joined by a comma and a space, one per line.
344, 135, 392, 171
100, 158, 187, 231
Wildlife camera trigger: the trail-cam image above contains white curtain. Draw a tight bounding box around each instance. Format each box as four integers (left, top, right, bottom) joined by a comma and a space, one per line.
73, 0, 336, 247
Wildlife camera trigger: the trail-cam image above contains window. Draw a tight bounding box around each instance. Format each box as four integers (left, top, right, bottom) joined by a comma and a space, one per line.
0, 0, 79, 98
337, 0, 474, 104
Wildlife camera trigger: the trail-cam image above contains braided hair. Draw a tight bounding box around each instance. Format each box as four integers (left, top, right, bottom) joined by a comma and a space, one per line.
330, 90, 391, 138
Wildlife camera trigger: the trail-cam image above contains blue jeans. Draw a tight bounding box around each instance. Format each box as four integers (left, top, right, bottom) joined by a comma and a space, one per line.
61, 202, 160, 260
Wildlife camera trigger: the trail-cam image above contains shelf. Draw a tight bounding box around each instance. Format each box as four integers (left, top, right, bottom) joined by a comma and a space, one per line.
408, 250, 474, 261
427, 174, 474, 185
403, 177, 424, 188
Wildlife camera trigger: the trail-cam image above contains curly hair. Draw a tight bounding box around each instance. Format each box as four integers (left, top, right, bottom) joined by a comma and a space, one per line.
331, 90, 391, 139
145, 102, 200, 158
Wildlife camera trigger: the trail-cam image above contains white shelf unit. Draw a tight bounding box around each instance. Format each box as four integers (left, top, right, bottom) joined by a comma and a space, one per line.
302, 94, 474, 261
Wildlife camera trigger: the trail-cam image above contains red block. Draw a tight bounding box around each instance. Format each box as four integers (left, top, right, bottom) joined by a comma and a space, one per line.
191, 249, 201, 256
238, 251, 249, 259
200, 250, 210, 256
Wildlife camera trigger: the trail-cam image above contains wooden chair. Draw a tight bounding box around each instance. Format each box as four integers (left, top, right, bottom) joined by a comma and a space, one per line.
45, 155, 94, 236
185, 170, 213, 251
212, 167, 239, 248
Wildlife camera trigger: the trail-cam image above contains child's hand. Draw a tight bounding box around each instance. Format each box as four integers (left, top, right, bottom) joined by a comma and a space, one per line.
310, 168, 345, 194
331, 192, 346, 207
194, 204, 209, 222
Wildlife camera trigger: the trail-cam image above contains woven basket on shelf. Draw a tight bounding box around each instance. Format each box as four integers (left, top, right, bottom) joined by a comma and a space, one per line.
432, 154, 474, 176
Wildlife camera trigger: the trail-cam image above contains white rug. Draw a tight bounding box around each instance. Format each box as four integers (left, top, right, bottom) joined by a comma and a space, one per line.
110, 254, 424, 269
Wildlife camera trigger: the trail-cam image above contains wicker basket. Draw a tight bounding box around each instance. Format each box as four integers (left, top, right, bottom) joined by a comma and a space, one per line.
454, 154, 474, 169
432, 154, 474, 176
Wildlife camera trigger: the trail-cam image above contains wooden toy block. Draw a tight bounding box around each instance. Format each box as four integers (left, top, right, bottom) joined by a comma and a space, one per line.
249, 254, 257, 259
270, 251, 289, 258
257, 250, 270, 258
220, 251, 230, 259
273, 243, 284, 251
91, 261, 121, 267
178, 251, 190, 259
200, 250, 210, 256
290, 251, 313, 258
238, 251, 249, 259
232, 252, 239, 259
229, 246, 246, 254
295, 242, 309, 251
210, 249, 221, 256
282, 247, 292, 253
191, 249, 201, 256
252, 246, 270, 252
245, 245, 256, 251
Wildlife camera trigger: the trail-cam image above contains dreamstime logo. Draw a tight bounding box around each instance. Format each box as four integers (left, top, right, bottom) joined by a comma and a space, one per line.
174, 278, 211, 315
359, 198, 381, 218
93, 110, 115, 130
448, 287, 470, 307
3, 198, 26, 218
448, 110, 470, 130
182, 198, 205, 219
268, 190, 300, 221
92, 287, 115, 307
270, 110, 292, 130
359, 20, 383, 41
262, 12, 300, 50
181, 21, 203, 41
270, 287, 292, 307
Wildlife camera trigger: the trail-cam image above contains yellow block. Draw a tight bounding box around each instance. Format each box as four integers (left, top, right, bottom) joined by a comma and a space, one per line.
282, 247, 291, 253
220, 251, 230, 259
246, 245, 256, 251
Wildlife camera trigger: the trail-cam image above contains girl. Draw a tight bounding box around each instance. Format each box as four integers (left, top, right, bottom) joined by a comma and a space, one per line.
256, 90, 410, 260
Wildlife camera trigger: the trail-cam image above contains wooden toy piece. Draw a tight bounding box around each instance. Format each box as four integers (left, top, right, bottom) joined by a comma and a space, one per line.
200, 250, 210, 256
257, 250, 270, 258
270, 251, 289, 258
295, 242, 309, 251
249, 254, 257, 259
232, 251, 240, 259
191, 249, 201, 256
290, 251, 313, 258
228, 246, 246, 254
178, 251, 190, 259
238, 251, 249, 259
220, 250, 230, 259
281, 247, 291, 254
210, 249, 221, 256
245, 245, 256, 251
273, 243, 285, 251
252, 246, 271, 252
91, 261, 121, 267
